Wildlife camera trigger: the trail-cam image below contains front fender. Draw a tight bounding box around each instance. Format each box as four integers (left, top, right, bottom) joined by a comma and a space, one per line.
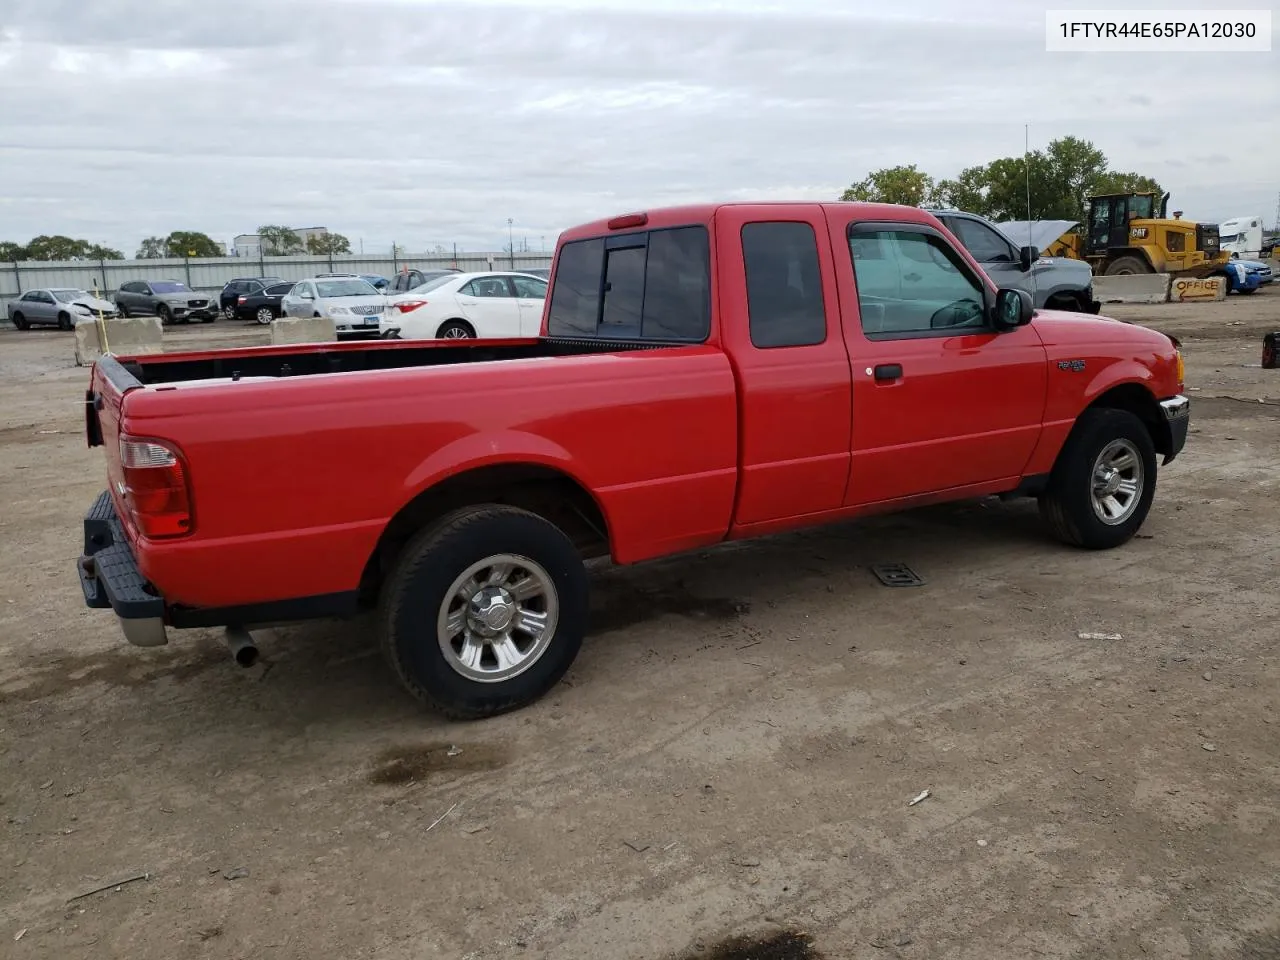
1081, 361, 1159, 405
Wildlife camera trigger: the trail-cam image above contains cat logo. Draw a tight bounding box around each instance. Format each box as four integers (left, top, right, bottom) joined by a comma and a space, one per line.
1057, 359, 1086, 373
1130, 227, 1148, 239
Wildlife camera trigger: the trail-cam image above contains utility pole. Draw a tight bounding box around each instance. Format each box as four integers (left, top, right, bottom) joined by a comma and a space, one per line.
507, 218, 514, 269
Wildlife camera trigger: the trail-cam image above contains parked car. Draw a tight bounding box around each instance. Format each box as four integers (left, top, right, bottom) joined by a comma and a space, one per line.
219, 277, 284, 319
7, 288, 118, 330
1221, 259, 1268, 294
232, 281, 296, 325
382, 271, 548, 340
387, 268, 461, 294
938, 212, 1100, 313
521, 267, 551, 280
115, 280, 216, 324
281, 276, 387, 338
76, 200, 1189, 720
316, 272, 391, 291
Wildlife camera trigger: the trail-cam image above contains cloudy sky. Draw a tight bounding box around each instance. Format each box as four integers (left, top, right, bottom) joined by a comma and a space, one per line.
1, 0, 1276, 256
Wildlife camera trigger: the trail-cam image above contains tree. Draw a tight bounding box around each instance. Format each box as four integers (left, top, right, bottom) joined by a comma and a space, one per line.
162, 231, 221, 258
306, 232, 351, 255
841, 164, 935, 206
25, 235, 91, 261
85, 244, 124, 260
257, 225, 304, 255
136, 236, 167, 259
840, 137, 1163, 225
0, 241, 27, 261
1089, 171, 1164, 199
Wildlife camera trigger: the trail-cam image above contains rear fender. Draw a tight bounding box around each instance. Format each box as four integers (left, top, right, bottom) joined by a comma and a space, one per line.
402, 430, 595, 498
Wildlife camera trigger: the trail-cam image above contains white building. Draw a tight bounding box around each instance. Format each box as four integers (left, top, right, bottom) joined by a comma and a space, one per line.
232, 227, 329, 257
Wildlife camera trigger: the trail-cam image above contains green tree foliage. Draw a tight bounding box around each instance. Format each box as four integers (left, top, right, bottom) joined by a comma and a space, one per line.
85, 244, 125, 260
845, 137, 1163, 224
840, 164, 935, 206
163, 231, 222, 258
306, 232, 352, 255
257, 225, 305, 255
136, 236, 167, 259
0, 241, 28, 261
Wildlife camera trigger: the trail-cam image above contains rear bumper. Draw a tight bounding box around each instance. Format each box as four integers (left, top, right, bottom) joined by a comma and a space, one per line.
1160, 394, 1190, 465
78, 491, 168, 647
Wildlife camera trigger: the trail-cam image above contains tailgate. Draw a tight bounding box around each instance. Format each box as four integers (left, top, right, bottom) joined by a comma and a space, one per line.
86, 356, 143, 515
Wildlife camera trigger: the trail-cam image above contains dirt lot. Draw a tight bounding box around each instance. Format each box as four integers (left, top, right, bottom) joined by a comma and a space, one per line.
1, 292, 1278, 960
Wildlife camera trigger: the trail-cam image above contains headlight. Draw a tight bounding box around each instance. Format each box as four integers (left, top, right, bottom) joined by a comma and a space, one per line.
74, 304, 93, 314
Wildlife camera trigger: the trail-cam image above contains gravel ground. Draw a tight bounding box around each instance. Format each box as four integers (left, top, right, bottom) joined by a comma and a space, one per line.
1, 290, 1278, 960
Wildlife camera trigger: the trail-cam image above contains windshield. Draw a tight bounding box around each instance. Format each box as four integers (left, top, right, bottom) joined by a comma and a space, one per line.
316, 279, 378, 298
409, 275, 457, 294
151, 281, 191, 294
1129, 195, 1154, 219
51, 289, 91, 302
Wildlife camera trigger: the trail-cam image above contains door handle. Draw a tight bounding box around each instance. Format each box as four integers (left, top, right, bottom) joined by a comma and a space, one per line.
873, 363, 903, 382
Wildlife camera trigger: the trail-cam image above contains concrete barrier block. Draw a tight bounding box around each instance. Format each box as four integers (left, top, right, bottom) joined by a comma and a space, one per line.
1092, 274, 1172, 304
1169, 276, 1226, 303
73, 316, 164, 366
270, 316, 336, 345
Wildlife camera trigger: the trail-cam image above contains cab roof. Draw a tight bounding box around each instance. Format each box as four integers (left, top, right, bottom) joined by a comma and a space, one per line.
558, 201, 945, 244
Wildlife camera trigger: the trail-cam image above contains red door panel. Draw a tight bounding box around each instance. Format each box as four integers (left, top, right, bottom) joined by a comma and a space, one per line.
715, 206, 854, 527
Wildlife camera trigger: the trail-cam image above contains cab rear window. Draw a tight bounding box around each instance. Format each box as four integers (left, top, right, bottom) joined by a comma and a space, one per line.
547, 226, 710, 341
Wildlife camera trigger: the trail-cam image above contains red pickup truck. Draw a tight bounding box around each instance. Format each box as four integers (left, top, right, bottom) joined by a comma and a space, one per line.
78, 202, 1189, 718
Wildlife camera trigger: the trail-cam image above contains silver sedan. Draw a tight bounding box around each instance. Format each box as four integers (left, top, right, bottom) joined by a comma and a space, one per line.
6, 288, 118, 330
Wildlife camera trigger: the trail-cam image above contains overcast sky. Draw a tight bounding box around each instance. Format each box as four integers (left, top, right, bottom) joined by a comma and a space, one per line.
1, 0, 1276, 256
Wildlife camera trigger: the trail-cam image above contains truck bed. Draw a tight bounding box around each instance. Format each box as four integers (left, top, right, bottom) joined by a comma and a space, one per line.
108, 336, 669, 387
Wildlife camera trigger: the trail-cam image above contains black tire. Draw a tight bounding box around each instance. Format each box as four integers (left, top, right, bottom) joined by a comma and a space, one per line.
201, 312, 216, 323
1038, 408, 1157, 550
380, 504, 589, 719
116, 303, 128, 318
156, 304, 171, 326
1104, 256, 1153, 276
11, 311, 29, 330
57, 311, 73, 331
436, 319, 476, 339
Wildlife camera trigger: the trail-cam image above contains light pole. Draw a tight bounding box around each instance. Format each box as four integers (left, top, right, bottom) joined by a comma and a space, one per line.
507, 218, 514, 269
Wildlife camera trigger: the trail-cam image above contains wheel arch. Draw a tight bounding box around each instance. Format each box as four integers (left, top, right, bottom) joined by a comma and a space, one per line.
1085, 381, 1172, 461
359, 459, 612, 605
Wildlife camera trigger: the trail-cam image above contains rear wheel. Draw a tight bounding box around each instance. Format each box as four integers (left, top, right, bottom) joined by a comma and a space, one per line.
380, 504, 588, 719
1104, 256, 1153, 276
436, 319, 476, 339
255, 306, 274, 325
11, 311, 29, 330
1038, 408, 1157, 550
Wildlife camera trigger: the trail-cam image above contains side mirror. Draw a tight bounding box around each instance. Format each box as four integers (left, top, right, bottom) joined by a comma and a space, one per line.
994, 288, 1034, 330
1017, 245, 1039, 272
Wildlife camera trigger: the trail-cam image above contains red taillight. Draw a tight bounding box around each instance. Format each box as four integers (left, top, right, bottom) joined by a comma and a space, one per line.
394, 300, 427, 313
237, 296, 246, 304
118, 436, 192, 538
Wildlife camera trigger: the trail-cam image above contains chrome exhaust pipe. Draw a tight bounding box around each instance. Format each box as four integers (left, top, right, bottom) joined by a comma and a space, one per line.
224, 626, 259, 667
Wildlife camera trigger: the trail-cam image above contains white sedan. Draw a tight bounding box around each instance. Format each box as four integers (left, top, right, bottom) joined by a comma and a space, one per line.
380, 271, 548, 340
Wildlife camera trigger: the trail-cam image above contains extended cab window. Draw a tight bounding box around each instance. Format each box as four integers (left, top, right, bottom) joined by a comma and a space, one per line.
849, 226, 987, 337
547, 226, 710, 341
742, 221, 825, 348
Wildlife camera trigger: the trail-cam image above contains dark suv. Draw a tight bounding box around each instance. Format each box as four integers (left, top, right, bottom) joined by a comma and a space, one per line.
387, 268, 461, 294
219, 277, 284, 319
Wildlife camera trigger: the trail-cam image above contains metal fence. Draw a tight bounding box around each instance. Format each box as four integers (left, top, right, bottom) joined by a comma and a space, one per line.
0, 252, 555, 299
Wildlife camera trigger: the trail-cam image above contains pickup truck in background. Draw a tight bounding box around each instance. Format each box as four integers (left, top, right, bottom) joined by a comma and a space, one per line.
77, 202, 1190, 719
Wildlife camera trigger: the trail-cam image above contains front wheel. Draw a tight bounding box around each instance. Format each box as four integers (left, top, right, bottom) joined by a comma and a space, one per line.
1039, 408, 1157, 550
380, 505, 588, 719
156, 304, 171, 326
116, 303, 129, 318
1104, 256, 1153, 276
57, 312, 73, 331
